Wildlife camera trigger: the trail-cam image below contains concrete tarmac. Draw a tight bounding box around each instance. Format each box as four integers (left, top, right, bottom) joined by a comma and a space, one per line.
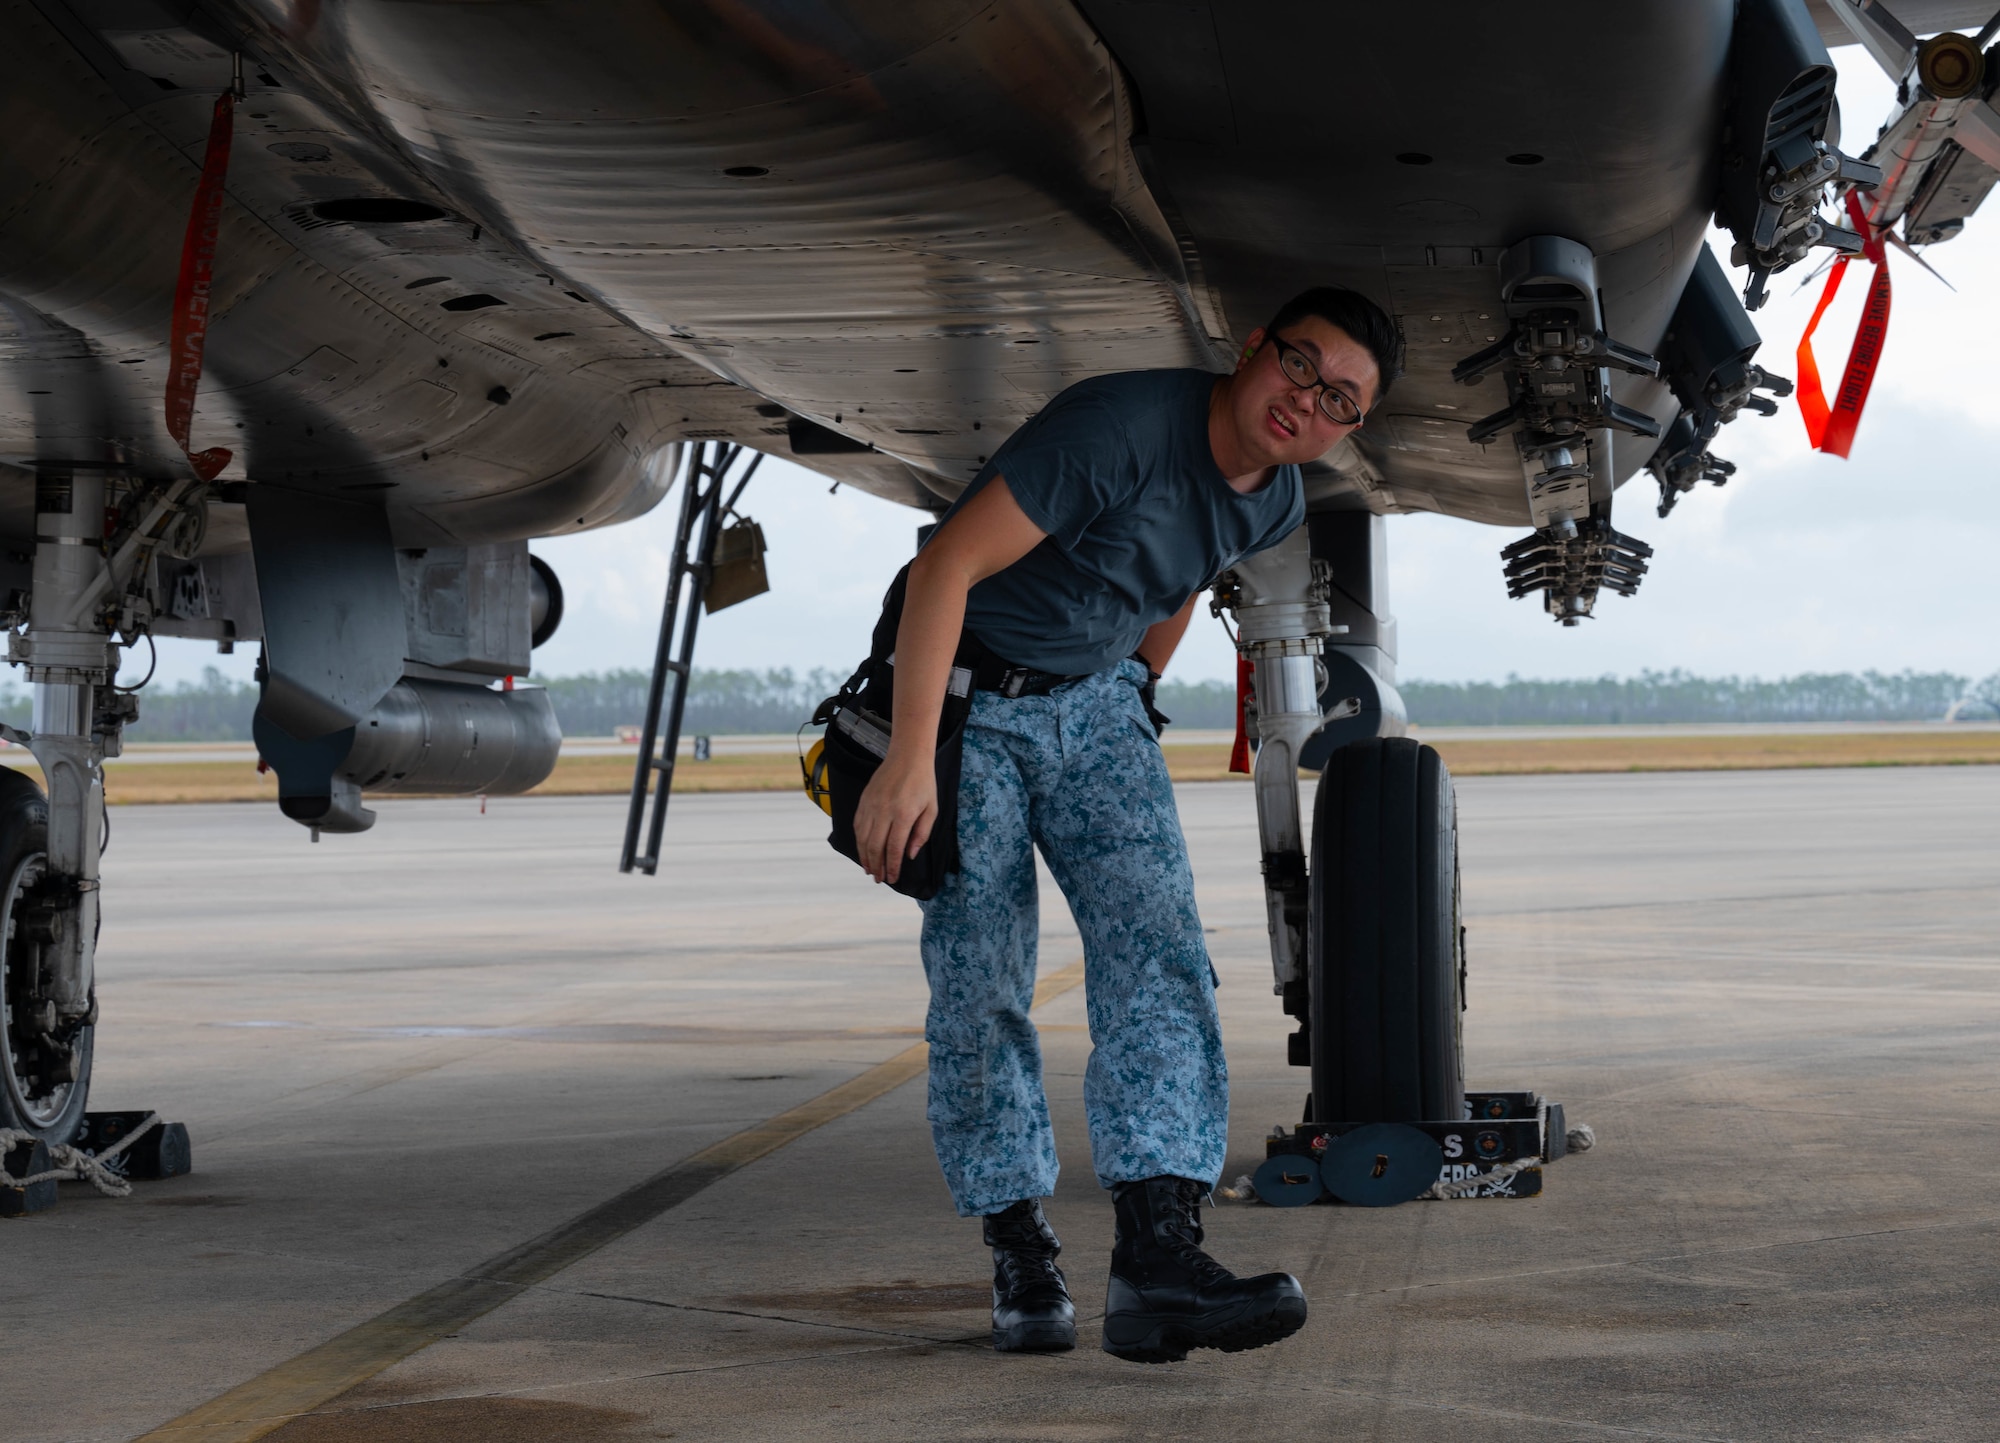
10, 767, 2000, 1442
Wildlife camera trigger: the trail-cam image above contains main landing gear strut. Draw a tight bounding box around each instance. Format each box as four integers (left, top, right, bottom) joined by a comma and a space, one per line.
0, 469, 195, 1212
1215, 521, 1578, 1207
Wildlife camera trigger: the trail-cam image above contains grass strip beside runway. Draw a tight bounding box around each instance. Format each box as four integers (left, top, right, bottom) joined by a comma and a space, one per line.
29, 728, 2000, 805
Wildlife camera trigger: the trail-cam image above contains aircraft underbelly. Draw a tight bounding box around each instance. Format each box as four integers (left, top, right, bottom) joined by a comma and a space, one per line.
256, 0, 1733, 525
241, 0, 1220, 498
0, 2, 701, 544
2, 0, 1758, 533
1083, 0, 1734, 523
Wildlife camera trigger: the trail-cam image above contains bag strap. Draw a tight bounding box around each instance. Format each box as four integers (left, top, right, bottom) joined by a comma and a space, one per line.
810, 656, 872, 727
813, 564, 910, 725
812, 561, 987, 727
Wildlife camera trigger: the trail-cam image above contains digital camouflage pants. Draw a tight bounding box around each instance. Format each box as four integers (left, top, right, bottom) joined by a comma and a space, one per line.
918, 659, 1228, 1217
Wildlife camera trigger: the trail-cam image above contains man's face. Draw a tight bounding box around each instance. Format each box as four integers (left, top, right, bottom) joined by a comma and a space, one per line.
1228, 316, 1380, 468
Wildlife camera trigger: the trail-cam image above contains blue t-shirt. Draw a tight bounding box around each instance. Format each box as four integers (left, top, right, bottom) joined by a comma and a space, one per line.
937, 368, 1304, 675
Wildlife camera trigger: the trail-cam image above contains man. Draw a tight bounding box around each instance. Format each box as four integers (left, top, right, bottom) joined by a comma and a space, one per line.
854, 288, 1404, 1363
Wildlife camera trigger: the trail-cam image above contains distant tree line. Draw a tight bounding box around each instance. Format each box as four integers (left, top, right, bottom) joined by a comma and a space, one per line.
534, 671, 1256, 734
0, 667, 261, 742
1402, 669, 1984, 727
0, 665, 1990, 743
1140, 670, 1998, 729
523, 666, 2000, 733
534, 667, 847, 737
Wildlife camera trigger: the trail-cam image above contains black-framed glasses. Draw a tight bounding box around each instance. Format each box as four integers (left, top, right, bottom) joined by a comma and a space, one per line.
1268, 334, 1365, 427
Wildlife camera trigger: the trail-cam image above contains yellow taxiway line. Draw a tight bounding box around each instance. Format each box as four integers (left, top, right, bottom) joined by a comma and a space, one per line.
138, 961, 1089, 1442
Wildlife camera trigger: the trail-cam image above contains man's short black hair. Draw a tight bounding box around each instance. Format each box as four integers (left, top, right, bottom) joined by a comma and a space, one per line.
1265, 287, 1405, 407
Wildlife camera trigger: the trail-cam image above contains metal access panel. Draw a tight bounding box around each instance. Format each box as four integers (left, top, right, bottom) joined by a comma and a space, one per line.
152, 552, 264, 647
397, 542, 532, 679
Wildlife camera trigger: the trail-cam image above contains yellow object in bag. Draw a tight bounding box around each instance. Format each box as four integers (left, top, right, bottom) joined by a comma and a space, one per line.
800, 736, 833, 816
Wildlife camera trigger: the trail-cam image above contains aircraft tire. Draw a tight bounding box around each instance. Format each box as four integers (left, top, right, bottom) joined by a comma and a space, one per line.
0, 766, 92, 1147
1306, 737, 1463, 1126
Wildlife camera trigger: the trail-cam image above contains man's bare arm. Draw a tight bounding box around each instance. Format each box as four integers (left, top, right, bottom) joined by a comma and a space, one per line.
1136, 592, 1200, 675
853, 477, 1047, 885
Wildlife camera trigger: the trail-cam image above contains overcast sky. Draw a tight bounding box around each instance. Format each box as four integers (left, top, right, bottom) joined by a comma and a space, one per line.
142, 47, 1995, 693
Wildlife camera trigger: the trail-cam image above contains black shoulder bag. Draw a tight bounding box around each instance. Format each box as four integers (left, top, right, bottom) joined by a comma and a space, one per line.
810, 565, 976, 900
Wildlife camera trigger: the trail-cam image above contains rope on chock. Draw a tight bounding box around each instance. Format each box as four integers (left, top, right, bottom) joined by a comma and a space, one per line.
1418, 1120, 1596, 1200
0, 1111, 161, 1198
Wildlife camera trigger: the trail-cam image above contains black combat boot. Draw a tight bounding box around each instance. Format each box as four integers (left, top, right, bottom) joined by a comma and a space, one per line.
1101, 1176, 1308, 1363
982, 1199, 1077, 1353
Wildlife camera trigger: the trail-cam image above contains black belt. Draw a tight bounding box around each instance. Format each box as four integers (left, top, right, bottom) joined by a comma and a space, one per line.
973, 658, 1087, 698
964, 636, 1086, 698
